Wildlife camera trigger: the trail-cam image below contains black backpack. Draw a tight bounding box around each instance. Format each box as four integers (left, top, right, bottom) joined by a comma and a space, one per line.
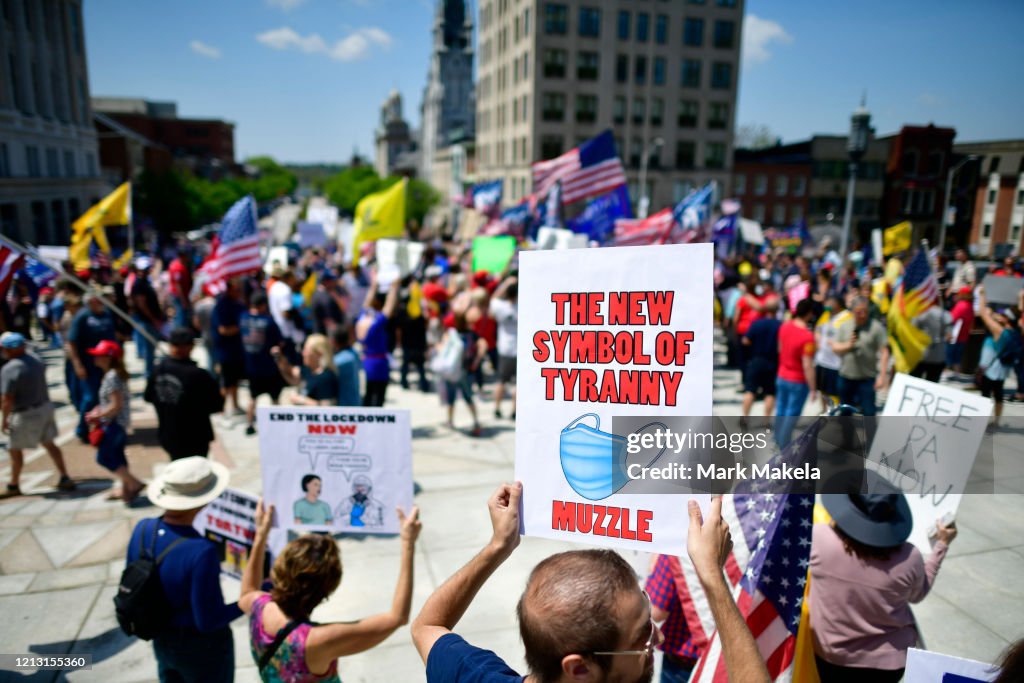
114, 519, 186, 640
998, 329, 1022, 367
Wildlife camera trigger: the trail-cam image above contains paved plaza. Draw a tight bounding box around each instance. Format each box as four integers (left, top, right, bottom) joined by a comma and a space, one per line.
1, 338, 1022, 682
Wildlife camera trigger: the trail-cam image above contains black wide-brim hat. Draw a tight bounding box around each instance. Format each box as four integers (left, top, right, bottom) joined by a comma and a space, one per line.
821, 469, 913, 548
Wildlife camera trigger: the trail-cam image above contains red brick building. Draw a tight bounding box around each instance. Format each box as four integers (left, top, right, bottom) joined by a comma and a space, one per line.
733, 141, 812, 228
955, 140, 1024, 257
880, 124, 955, 246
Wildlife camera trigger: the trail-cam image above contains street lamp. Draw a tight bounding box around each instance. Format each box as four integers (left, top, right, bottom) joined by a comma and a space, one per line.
637, 137, 665, 219
839, 100, 871, 261
938, 155, 979, 252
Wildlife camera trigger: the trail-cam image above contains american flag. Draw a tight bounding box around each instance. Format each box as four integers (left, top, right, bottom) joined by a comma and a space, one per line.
898, 248, 938, 316
686, 423, 821, 682
198, 195, 262, 294
614, 209, 676, 247
0, 237, 27, 300
532, 130, 627, 206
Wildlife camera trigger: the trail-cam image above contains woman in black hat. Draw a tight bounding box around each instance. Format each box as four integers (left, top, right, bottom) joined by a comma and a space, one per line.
809, 470, 957, 682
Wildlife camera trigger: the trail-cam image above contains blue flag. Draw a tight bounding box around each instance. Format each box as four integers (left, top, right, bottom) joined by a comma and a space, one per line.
673, 183, 714, 231
566, 185, 633, 243
472, 180, 503, 214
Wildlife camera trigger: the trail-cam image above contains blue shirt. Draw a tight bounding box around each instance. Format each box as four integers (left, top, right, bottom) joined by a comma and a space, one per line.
333, 348, 362, 406
126, 518, 241, 632
68, 308, 116, 373
744, 317, 782, 361
426, 633, 524, 683
360, 309, 390, 382
211, 296, 246, 363
240, 312, 282, 378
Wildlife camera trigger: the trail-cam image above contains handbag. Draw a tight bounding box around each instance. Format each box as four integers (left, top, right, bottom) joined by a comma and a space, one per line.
88, 422, 107, 447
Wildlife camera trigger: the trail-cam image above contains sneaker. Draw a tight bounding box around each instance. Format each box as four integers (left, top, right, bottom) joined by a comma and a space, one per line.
494, 409, 504, 419
470, 425, 482, 438
0, 484, 22, 500
57, 476, 77, 492
245, 425, 256, 436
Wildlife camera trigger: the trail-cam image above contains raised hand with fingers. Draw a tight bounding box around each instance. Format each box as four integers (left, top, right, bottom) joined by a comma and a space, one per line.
488, 481, 522, 558
687, 497, 733, 583
399, 505, 423, 545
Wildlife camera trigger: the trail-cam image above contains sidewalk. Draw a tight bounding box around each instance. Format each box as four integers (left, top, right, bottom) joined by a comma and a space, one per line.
1, 339, 1022, 681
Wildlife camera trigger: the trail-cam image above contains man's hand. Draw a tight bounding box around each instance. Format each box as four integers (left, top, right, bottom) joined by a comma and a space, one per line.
254, 500, 274, 541
1, 418, 9, 435
687, 497, 733, 583
487, 482, 522, 557
935, 519, 958, 545
399, 505, 422, 545
73, 361, 87, 380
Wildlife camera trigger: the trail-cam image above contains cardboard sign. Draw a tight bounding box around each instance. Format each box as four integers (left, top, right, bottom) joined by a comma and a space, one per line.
866, 374, 992, 552
296, 221, 327, 249
904, 648, 997, 682
193, 488, 281, 579
376, 239, 426, 278
536, 226, 588, 250
514, 244, 714, 555
472, 236, 517, 275
980, 274, 1024, 306
258, 406, 414, 535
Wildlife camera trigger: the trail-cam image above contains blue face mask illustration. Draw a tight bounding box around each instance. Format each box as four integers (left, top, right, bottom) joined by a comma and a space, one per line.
559, 414, 666, 501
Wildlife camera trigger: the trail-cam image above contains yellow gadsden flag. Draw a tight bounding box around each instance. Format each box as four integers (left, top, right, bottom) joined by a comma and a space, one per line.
882, 221, 912, 257
352, 178, 407, 264
70, 182, 131, 269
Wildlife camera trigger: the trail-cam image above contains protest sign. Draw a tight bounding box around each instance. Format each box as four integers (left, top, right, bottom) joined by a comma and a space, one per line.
296, 221, 327, 249
257, 406, 413, 535
980, 274, 1024, 306
376, 239, 426, 278
866, 373, 992, 552
536, 226, 588, 250
514, 243, 714, 555
472, 236, 517, 275
904, 648, 997, 682
193, 488, 280, 580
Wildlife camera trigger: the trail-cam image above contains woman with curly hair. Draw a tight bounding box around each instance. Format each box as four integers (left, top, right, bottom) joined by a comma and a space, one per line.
240, 502, 421, 682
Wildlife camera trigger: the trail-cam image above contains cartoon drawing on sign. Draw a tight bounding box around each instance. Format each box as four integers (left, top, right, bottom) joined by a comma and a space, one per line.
335, 474, 386, 527
559, 414, 667, 500
293, 474, 333, 526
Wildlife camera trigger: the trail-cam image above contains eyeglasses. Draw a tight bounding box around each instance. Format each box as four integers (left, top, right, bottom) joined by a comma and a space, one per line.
592, 591, 659, 659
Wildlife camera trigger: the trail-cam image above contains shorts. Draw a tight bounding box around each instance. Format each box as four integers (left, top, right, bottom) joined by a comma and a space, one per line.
497, 355, 517, 383
980, 375, 1005, 403
9, 403, 58, 450
743, 358, 777, 396
442, 376, 474, 406
249, 374, 285, 401
816, 366, 840, 396
219, 360, 245, 389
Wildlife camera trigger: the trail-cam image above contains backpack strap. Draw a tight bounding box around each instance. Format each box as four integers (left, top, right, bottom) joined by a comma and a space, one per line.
142, 518, 187, 564
258, 619, 303, 673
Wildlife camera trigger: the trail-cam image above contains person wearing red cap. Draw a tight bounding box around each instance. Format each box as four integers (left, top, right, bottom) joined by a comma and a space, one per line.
85, 340, 145, 502
946, 286, 975, 375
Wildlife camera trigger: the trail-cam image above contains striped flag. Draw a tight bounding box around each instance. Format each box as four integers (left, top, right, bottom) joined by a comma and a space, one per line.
0, 237, 27, 300
614, 208, 676, 247
887, 248, 937, 373
198, 195, 262, 294
532, 130, 627, 206
685, 424, 822, 682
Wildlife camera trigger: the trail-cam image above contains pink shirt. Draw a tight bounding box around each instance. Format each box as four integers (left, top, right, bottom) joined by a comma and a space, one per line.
809, 523, 947, 670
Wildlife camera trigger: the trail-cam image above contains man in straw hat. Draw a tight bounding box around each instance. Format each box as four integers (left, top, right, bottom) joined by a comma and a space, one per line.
124, 456, 239, 682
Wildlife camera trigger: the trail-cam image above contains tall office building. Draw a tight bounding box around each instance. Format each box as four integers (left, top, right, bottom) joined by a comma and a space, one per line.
420, 0, 476, 181
476, 0, 743, 212
0, 0, 106, 244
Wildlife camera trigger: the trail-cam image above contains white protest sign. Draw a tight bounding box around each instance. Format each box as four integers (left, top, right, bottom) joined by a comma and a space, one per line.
536, 226, 588, 250
376, 239, 428, 278
193, 488, 282, 579
904, 647, 997, 682
257, 406, 414, 535
295, 221, 327, 249
514, 243, 714, 555
867, 373, 992, 552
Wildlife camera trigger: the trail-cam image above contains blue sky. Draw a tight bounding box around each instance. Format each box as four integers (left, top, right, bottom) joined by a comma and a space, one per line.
84, 0, 1024, 164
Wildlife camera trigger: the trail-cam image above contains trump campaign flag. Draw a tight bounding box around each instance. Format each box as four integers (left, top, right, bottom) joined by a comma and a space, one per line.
0, 236, 27, 300
566, 185, 633, 243
532, 130, 627, 206
471, 180, 503, 215
198, 195, 263, 294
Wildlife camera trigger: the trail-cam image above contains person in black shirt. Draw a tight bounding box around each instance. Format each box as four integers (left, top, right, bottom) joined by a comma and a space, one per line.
129, 257, 165, 379
272, 333, 339, 406
211, 279, 247, 416
144, 327, 225, 460
310, 269, 346, 336
740, 306, 782, 427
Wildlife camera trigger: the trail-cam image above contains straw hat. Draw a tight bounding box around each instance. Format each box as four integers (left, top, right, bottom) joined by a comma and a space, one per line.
146, 456, 230, 510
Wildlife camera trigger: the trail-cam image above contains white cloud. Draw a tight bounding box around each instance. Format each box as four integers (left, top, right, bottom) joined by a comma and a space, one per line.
742, 15, 793, 66
266, 0, 308, 10
255, 26, 393, 61
189, 40, 222, 59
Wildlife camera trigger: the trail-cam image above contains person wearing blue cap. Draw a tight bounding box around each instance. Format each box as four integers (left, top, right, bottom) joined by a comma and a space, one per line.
1, 332, 75, 498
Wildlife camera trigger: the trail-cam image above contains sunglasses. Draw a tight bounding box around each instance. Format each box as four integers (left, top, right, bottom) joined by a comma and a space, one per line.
592, 590, 659, 660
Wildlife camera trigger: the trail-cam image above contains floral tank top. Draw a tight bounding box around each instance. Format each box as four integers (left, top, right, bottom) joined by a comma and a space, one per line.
249, 594, 341, 683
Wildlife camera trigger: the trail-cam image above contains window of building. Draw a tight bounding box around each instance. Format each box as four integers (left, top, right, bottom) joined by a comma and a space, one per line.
655, 15, 668, 44
9, 54, 23, 112
717, 0, 737, 6
578, 7, 600, 37
25, 145, 40, 176
617, 10, 630, 40
711, 62, 732, 89
1017, 188, 1024, 206
988, 156, 1000, 174
634, 55, 647, 84
45, 147, 58, 177
708, 102, 728, 129
513, 59, 519, 84
752, 203, 765, 222
521, 94, 529, 121
772, 204, 786, 225
713, 20, 735, 48
775, 175, 788, 196
734, 174, 746, 195
754, 174, 767, 196
902, 150, 918, 175
987, 188, 997, 205
544, 3, 568, 34
0, 142, 9, 177
78, 79, 87, 123
632, 97, 645, 125
51, 200, 65, 241
577, 51, 599, 80
613, 96, 626, 125
676, 141, 696, 170
0, 204, 17, 242
678, 99, 698, 127
630, 138, 644, 168
927, 150, 944, 177
524, 8, 531, 37
651, 98, 664, 127
31, 201, 47, 240
636, 13, 649, 42
1013, 224, 1022, 242
793, 176, 806, 196
683, 18, 704, 47
705, 142, 726, 169
983, 223, 992, 238
542, 92, 565, 121
543, 48, 567, 78
616, 54, 629, 83
681, 59, 701, 88
576, 94, 598, 124
791, 204, 804, 223
653, 57, 666, 85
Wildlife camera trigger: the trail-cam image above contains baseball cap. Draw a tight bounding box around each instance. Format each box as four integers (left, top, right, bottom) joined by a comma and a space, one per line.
0, 332, 26, 349
168, 327, 196, 347
87, 340, 123, 359
958, 286, 973, 296
134, 256, 153, 270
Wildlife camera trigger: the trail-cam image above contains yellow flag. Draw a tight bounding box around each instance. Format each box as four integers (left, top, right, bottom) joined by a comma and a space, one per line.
300, 272, 317, 308
887, 287, 931, 373
352, 179, 407, 264
882, 221, 911, 256
113, 249, 134, 270
70, 182, 131, 269
792, 504, 833, 683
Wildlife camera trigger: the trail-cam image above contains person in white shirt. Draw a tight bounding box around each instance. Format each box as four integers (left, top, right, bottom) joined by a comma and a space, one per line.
488, 276, 518, 419
268, 270, 305, 360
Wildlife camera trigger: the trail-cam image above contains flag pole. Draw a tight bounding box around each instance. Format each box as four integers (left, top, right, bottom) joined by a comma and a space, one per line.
127, 182, 135, 256
9, 237, 162, 350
